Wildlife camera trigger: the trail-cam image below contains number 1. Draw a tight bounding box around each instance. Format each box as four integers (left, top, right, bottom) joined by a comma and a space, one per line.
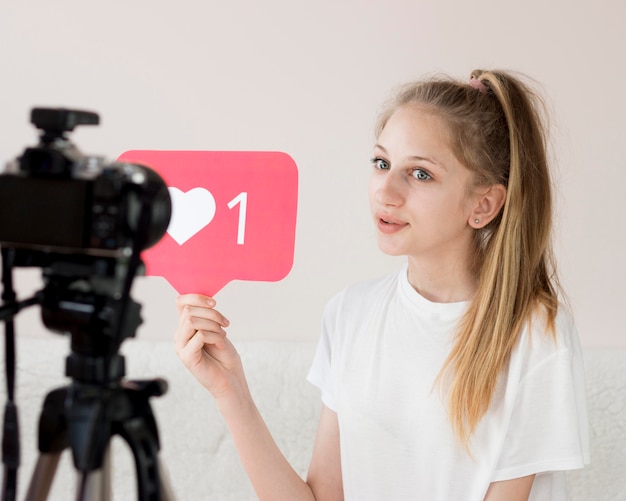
227, 192, 248, 245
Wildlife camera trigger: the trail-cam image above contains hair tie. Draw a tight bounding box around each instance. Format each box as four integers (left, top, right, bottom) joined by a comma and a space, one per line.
469, 76, 489, 94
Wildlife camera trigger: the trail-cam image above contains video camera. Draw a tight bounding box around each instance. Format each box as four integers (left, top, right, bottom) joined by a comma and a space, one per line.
0, 108, 174, 500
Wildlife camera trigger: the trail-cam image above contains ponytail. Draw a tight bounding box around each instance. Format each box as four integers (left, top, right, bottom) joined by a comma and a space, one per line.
441, 70, 559, 448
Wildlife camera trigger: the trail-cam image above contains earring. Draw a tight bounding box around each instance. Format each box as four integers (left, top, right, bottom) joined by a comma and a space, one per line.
474, 219, 480, 224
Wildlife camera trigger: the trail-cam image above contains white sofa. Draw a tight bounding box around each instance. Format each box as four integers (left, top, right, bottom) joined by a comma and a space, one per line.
5, 336, 625, 500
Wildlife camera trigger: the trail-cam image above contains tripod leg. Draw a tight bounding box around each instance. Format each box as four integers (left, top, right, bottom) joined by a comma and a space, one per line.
157, 459, 176, 501
76, 445, 111, 501
24, 452, 62, 501
24, 386, 71, 501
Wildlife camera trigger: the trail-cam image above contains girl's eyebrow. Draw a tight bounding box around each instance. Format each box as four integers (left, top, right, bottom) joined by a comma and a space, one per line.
373, 144, 447, 172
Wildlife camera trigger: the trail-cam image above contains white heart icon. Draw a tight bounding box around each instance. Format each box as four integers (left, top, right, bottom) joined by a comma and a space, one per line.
167, 187, 216, 245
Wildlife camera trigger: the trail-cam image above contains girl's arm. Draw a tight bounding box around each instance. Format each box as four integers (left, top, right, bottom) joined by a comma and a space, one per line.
174, 294, 343, 501
307, 405, 344, 500
484, 474, 535, 501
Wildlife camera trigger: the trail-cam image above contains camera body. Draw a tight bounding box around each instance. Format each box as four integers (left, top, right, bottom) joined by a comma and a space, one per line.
0, 108, 171, 256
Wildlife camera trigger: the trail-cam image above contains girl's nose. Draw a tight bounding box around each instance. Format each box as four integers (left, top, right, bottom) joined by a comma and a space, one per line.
374, 170, 404, 207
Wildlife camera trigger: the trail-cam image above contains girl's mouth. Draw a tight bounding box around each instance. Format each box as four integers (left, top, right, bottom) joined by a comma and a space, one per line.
376, 214, 408, 233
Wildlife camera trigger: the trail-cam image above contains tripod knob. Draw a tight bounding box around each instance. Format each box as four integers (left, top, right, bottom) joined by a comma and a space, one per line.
125, 378, 168, 398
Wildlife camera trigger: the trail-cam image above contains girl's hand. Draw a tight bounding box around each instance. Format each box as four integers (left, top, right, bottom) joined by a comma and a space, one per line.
174, 294, 244, 399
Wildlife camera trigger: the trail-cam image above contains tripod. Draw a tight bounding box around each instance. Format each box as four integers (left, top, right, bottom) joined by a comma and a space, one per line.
25, 353, 175, 501
1, 248, 176, 501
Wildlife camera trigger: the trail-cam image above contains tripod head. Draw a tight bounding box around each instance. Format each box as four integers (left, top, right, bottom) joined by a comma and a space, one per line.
23, 250, 142, 383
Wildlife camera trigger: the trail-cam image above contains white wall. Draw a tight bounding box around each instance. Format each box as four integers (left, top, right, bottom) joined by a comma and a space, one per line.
1, 0, 624, 348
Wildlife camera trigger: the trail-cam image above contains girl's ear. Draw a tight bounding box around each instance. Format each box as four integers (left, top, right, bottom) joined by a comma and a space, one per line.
469, 184, 507, 228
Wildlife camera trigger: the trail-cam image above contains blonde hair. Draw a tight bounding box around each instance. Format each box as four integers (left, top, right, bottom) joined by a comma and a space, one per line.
376, 70, 559, 448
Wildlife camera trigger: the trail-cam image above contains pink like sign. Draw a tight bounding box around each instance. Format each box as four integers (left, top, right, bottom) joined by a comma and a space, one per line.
117, 150, 298, 296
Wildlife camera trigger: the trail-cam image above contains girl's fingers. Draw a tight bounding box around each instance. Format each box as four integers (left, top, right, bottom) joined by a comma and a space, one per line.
178, 307, 228, 329
176, 294, 216, 313
174, 294, 236, 376
175, 314, 227, 350
176, 297, 230, 327
180, 306, 229, 328
174, 296, 230, 353
175, 324, 223, 352
182, 329, 226, 356
176, 324, 229, 360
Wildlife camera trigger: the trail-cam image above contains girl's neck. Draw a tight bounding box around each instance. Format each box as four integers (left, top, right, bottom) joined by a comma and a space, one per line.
406, 254, 477, 304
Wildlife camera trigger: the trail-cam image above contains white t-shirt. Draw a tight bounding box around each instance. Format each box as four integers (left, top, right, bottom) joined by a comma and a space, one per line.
307, 267, 590, 500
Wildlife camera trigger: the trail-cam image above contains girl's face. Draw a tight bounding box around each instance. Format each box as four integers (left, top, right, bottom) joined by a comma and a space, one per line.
368, 104, 479, 263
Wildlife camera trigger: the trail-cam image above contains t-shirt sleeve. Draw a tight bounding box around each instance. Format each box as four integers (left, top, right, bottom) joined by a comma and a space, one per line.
492, 320, 591, 481
307, 292, 343, 411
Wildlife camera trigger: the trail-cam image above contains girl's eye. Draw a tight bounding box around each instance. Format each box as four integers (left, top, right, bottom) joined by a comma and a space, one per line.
412, 169, 431, 181
371, 157, 390, 170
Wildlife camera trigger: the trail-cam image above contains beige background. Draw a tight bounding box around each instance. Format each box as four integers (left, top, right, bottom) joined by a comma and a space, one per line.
0, 0, 624, 348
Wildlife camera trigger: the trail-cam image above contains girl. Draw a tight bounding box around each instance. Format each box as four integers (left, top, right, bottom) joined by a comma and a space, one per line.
174, 69, 589, 500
